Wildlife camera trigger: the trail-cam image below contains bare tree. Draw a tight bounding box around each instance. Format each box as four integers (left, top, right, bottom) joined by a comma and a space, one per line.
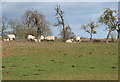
23, 9, 52, 42
54, 5, 66, 41
22, 9, 36, 34
8, 18, 18, 34
60, 25, 76, 39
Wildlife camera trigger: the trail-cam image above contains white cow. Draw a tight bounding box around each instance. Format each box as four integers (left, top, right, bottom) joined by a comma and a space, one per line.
28, 35, 45, 42
8, 34, 15, 41
33, 39, 38, 42
27, 35, 36, 41
6, 38, 10, 41
76, 36, 81, 42
2, 38, 10, 41
2, 38, 7, 41
37, 35, 45, 42
41, 35, 44, 41
44, 36, 55, 41
66, 39, 73, 43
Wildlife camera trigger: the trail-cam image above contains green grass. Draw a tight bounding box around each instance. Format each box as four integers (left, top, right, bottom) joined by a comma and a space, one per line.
2, 42, 118, 80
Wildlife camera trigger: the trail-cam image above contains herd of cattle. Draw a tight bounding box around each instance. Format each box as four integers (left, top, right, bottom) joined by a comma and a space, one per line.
2, 34, 81, 43
2, 34, 118, 43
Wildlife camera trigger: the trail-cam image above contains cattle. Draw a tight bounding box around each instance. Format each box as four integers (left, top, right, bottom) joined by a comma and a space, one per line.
33, 39, 38, 42
76, 36, 81, 42
41, 35, 44, 41
44, 36, 55, 41
2, 38, 7, 41
27, 35, 36, 41
8, 34, 15, 41
66, 39, 73, 43
27, 35, 45, 42
2, 38, 10, 41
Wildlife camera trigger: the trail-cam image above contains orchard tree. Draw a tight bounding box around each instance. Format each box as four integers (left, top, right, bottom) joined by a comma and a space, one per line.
81, 21, 98, 41
98, 8, 117, 42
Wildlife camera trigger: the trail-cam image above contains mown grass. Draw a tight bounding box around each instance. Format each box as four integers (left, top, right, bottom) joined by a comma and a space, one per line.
2, 41, 118, 80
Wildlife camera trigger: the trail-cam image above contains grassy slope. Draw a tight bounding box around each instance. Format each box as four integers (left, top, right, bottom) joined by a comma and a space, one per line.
2, 42, 118, 80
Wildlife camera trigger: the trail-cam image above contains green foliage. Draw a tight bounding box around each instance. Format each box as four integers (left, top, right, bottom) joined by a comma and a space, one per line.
81, 21, 98, 40
91, 26, 94, 29
111, 16, 116, 21
109, 10, 113, 16
104, 14, 110, 20
98, 8, 117, 29
93, 31, 96, 34
99, 17, 104, 24
98, 8, 117, 40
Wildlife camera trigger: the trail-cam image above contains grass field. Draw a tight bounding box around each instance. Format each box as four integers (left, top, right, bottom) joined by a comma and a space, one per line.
2, 41, 118, 80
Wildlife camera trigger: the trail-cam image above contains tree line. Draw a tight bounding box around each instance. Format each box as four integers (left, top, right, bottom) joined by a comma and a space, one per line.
1, 5, 119, 42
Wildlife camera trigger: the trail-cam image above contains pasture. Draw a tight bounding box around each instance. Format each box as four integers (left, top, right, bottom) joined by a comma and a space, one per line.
2, 41, 118, 80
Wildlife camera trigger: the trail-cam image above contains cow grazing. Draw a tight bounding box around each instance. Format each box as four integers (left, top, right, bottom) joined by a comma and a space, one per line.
27, 35, 45, 42
66, 39, 73, 43
37, 35, 45, 42
27, 35, 36, 41
2, 38, 10, 41
33, 39, 38, 42
2, 38, 7, 41
41, 35, 44, 41
44, 36, 55, 41
8, 34, 15, 41
76, 36, 81, 42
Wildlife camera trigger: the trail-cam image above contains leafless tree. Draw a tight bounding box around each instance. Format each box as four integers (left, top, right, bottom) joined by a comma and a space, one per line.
54, 5, 66, 41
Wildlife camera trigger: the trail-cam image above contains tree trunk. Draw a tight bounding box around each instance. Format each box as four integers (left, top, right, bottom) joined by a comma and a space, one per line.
63, 28, 66, 42
37, 28, 41, 42
117, 29, 120, 42
106, 30, 112, 43
90, 30, 92, 41
13, 26, 15, 34
1, 29, 3, 38
62, 19, 66, 42
36, 13, 41, 42
28, 24, 30, 34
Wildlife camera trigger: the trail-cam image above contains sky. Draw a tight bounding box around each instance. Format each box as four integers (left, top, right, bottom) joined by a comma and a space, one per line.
2, 2, 118, 38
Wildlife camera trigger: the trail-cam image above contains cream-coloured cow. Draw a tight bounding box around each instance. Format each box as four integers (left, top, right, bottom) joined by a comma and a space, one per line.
76, 36, 81, 42
28, 35, 45, 42
2, 38, 7, 41
44, 36, 55, 41
27, 35, 36, 41
66, 39, 73, 43
41, 35, 44, 41
36, 35, 45, 42
8, 34, 15, 41
33, 39, 38, 42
